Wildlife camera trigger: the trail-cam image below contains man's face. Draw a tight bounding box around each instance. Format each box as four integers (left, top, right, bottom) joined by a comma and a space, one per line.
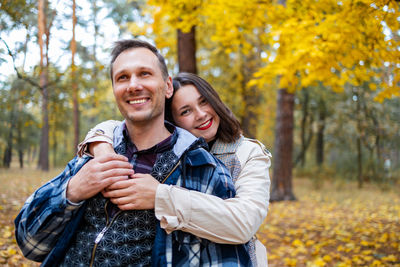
112, 47, 172, 126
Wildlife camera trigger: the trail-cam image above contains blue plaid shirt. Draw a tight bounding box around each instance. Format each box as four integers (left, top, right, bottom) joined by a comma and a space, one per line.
15, 123, 252, 266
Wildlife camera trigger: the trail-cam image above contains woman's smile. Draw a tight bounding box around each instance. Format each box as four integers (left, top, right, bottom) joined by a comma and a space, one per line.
196, 118, 213, 130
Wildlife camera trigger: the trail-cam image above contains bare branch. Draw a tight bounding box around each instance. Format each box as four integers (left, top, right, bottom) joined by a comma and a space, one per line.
0, 37, 43, 90
0, 37, 62, 90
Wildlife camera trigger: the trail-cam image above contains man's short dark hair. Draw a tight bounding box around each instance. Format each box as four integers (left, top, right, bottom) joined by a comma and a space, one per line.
110, 39, 169, 82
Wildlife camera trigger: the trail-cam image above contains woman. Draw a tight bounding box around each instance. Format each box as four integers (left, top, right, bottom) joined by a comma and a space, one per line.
78, 72, 271, 266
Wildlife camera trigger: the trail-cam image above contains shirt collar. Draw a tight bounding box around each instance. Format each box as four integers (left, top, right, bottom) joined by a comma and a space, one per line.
118, 121, 178, 154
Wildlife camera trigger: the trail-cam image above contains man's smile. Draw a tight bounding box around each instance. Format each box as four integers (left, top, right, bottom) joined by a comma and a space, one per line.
128, 98, 150, 105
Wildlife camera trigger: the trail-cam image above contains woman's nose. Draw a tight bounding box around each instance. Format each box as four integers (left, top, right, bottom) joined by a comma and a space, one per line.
195, 107, 207, 120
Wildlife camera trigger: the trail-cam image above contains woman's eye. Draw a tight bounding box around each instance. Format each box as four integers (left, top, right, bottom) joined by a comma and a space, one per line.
180, 109, 190, 116
200, 98, 208, 105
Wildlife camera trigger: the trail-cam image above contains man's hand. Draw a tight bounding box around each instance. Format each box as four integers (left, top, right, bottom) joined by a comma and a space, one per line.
102, 174, 160, 210
67, 154, 134, 203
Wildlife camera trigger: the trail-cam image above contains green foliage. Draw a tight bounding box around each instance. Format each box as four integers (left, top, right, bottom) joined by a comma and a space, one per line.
0, 0, 36, 29
0, 75, 40, 168
293, 83, 400, 184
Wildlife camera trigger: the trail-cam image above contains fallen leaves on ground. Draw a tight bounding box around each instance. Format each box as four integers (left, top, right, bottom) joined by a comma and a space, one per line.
0, 168, 60, 267
1, 168, 399, 266
258, 179, 400, 267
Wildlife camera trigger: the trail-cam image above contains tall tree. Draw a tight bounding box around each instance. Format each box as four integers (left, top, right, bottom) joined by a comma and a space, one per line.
294, 89, 314, 168
71, 0, 79, 151
270, 89, 296, 200
265, 0, 297, 201
3, 103, 15, 168
316, 98, 326, 167
37, 0, 49, 170
91, 0, 99, 101
36, 0, 56, 170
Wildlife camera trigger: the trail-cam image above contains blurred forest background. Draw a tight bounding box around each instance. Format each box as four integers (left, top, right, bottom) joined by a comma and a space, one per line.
1, 0, 399, 193
0, 0, 400, 265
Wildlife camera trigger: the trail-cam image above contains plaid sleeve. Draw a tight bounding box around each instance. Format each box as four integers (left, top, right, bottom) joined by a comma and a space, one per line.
183, 147, 236, 199
14, 156, 89, 262
208, 157, 236, 199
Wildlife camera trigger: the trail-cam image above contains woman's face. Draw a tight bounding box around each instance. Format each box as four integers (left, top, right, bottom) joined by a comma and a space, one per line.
171, 84, 220, 142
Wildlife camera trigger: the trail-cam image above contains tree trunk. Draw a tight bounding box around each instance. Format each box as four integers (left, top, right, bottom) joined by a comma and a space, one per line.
3, 105, 15, 168
357, 136, 363, 188
3, 146, 12, 168
240, 85, 258, 138
38, 74, 49, 170
239, 36, 263, 138
177, 27, 197, 74
270, 89, 296, 201
72, 0, 80, 152
51, 110, 58, 167
294, 89, 315, 168
90, 0, 99, 127
3, 128, 13, 168
355, 90, 363, 188
316, 99, 326, 166
18, 150, 24, 168
17, 118, 24, 168
240, 47, 261, 138
37, 0, 49, 171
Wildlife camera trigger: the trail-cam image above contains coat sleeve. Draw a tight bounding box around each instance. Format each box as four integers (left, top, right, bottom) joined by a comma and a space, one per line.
77, 120, 121, 157
155, 141, 271, 244
14, 156, 88, 262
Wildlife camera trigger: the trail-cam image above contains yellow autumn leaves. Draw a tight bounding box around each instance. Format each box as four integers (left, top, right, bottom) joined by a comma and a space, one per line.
258, 179, 400, 266
141, 0, 400, 102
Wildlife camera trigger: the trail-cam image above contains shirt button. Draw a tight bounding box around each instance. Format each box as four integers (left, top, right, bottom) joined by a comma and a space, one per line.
95, 129, 105, 134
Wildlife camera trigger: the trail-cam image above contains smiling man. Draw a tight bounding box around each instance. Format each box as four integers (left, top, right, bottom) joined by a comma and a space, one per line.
14, 39, 252, 266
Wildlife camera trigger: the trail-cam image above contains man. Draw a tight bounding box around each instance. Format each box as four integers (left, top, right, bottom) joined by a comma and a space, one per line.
15, 39, 251, 266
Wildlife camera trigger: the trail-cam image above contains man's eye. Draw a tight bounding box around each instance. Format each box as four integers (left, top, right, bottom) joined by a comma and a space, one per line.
117, 75, 128, 81
141, 71, 151, 76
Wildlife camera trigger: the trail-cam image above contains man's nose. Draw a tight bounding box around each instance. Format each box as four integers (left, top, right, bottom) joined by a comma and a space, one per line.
127, 76, 143, 92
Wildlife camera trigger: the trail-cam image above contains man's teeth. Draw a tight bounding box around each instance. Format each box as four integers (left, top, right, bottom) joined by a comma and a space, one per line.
129, 99, 147, 104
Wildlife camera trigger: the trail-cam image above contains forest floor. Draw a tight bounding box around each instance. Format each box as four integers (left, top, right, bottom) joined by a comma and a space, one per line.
0, 167, 399, 266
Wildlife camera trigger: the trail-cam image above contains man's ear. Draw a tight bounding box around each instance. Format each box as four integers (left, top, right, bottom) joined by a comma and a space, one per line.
165, 77, 174, 99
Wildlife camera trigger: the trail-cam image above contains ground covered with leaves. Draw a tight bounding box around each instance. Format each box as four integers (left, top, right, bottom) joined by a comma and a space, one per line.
0, 168, 399, 266
259, 179, 400, 266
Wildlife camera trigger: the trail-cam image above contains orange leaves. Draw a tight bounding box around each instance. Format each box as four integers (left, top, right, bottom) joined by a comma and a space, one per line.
258, 178, 400, 266
0, 226, 28, 266
0, 168, 57, 266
